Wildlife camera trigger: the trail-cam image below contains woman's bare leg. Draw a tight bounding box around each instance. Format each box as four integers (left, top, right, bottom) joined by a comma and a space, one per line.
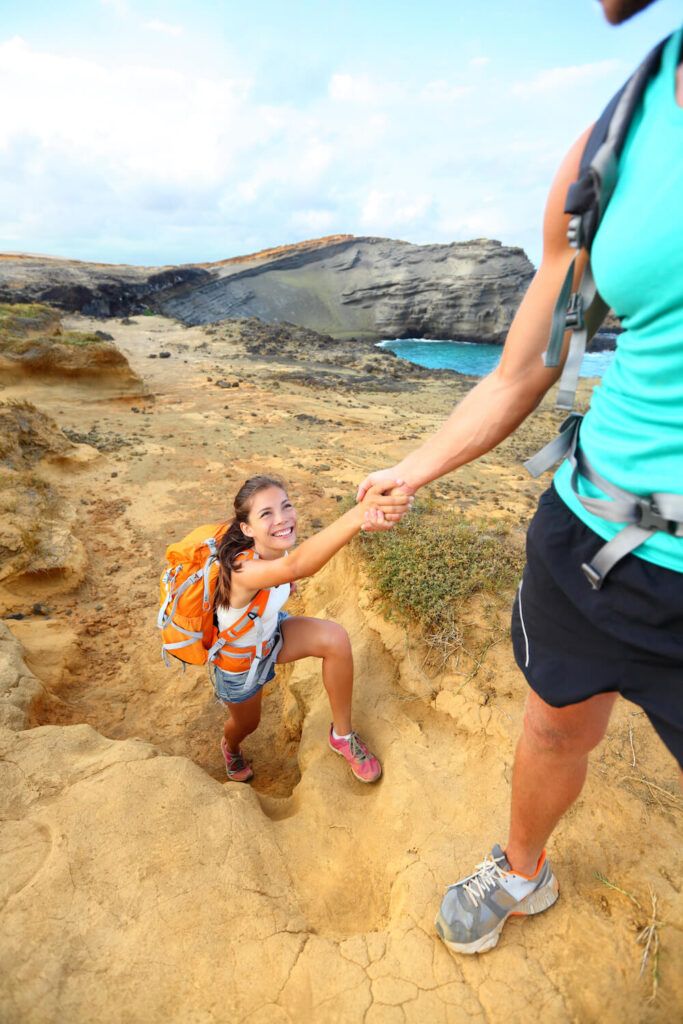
224, 688, 263, 754
277, 616, 353, 734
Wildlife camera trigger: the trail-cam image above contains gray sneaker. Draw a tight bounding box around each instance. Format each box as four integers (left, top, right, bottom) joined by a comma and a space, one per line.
435, 844, 559, 955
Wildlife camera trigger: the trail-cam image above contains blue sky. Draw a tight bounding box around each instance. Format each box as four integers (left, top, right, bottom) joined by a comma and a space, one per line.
0, 0, 680, 266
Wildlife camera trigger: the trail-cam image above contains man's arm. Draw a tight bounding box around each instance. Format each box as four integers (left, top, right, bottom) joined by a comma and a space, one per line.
358, 126, 592, 499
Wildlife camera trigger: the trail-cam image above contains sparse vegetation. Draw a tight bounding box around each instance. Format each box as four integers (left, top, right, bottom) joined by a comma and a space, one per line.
356, 499, 524, 661
595, 873, 664, 1003
0, 301, 54, 321
0, 303, 104, 352
58, 331, 105, 347
0, 302, 59, 350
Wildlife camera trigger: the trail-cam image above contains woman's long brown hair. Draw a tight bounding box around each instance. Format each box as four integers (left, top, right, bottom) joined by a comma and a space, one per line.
214, 475, 286, 609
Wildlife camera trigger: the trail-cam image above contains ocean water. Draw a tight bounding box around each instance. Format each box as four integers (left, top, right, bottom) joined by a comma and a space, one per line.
377, 338, 615, 378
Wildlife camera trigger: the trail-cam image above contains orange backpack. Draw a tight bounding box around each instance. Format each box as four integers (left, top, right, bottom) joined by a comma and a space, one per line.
158, 523, 269, 671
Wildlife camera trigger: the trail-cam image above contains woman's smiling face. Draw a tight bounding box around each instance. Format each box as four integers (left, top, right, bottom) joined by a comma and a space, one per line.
241, 485, 297, 554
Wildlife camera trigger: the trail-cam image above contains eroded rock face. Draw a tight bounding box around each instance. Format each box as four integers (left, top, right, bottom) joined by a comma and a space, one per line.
0, 257, 209, 318
0, 401, 88, 612
0, 304, 144, 388
158, 236, 535, 343
0, 236, 535, 343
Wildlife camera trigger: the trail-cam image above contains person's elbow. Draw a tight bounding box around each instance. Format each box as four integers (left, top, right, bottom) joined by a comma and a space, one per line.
490, 355, 559, 412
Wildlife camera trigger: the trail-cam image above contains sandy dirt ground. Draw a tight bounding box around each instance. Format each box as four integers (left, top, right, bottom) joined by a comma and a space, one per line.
0, 313, 681, 1023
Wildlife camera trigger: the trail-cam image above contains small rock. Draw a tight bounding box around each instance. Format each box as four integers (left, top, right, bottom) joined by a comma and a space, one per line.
95, 604, 104, 612
159, 351, 171, 359
111, 472, 118, 478
32, 603, 49, 616
147, 353, 158, 359
232, 381, 240, 388
121, 317, 137, 325
215, 380, 231, 388
95, 330, 114, 341
131, 407, 140, 413
6, 613, 25, 620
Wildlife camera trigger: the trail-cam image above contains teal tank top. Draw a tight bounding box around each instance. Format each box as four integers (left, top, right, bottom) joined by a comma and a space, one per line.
554, 27, 683, 573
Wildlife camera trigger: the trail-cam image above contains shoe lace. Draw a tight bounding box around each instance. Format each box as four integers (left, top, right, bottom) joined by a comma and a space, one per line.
227, 750, 247, 771
348, 732, 369, 762
461, 852, 507, 909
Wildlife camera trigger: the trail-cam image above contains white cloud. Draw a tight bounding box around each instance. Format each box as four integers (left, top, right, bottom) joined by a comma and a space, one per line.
512, 59, 621, 96
0, 34, 605, 266
469, 56, 490, 68
0, 37, 252, 185
328, 73, 401, 104
100, 0, 129, 15
144, 20, 184, 37
360, 190, 433, 229
289, 209, 336, 233
420, 80, 473, 103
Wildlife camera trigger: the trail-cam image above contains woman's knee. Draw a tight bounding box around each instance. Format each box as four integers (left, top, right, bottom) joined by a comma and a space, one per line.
522, 691, 615, 757
319, 621, 351, 658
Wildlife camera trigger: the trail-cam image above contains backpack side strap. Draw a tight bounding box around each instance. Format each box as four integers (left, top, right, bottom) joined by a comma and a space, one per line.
525, 415, 683, 588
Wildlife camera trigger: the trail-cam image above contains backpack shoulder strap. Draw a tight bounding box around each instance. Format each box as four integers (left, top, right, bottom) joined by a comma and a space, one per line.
543, 33, 672, 409
564, 33, 671, 252
218, 548, 270, 642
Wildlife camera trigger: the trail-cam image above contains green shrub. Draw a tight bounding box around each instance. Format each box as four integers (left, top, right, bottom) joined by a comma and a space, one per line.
58, 331, 105, 346
356, 501, 524, 641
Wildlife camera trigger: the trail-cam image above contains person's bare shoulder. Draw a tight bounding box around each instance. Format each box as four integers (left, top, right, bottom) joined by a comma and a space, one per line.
541, 126, 593, 262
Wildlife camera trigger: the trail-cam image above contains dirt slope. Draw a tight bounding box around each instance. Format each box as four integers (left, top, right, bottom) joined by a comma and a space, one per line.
0, 312, 680, 1023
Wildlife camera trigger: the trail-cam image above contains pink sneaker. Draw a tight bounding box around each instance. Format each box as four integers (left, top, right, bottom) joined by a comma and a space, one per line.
328, 727, 382, 783
221, 736, 254, 783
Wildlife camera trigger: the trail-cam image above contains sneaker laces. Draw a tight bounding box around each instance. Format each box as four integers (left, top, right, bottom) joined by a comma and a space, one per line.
460, 852, 508, 908
227, 749, 248, 771
348, 732, 370, 762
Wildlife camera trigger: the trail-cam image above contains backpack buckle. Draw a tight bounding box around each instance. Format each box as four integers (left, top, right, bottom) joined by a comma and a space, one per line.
581, 562, 603, 590
634, 496, 674, 534
567, 214, 583, 249
565, 292, 584, 331
247, 610, 259, 620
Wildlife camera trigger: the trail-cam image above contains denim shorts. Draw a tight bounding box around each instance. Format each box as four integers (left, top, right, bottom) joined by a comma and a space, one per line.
209, 611, 288, 705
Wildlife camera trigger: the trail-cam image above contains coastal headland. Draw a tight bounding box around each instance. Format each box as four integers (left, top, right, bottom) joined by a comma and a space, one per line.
0, 235, 534, 343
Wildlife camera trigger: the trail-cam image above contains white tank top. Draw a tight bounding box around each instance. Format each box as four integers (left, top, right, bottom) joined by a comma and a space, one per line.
216, 582, 290, 651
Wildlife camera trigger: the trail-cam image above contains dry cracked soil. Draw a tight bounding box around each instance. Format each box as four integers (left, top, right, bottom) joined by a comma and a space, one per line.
0, 311, 681, 1024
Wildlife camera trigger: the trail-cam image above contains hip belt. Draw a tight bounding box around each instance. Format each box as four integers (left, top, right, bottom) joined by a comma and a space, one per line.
524, 413, 683, 589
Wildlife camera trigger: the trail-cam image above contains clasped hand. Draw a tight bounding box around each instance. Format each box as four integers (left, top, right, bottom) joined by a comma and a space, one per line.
356, 471, 415, 533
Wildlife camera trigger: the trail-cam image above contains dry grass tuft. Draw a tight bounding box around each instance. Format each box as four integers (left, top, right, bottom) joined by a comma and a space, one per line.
595, 873, 664, 1003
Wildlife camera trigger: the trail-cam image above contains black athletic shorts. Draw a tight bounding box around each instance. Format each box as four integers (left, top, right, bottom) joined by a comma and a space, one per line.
511, 484, 683, 767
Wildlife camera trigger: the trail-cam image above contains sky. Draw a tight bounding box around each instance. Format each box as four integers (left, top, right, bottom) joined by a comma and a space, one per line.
0, 0, 680, 267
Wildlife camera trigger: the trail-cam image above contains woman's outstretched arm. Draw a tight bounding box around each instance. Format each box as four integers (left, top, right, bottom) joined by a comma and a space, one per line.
234, 484, 411, 590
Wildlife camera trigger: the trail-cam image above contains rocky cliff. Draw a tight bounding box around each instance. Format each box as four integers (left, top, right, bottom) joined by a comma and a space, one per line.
0, 235, 535, 343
